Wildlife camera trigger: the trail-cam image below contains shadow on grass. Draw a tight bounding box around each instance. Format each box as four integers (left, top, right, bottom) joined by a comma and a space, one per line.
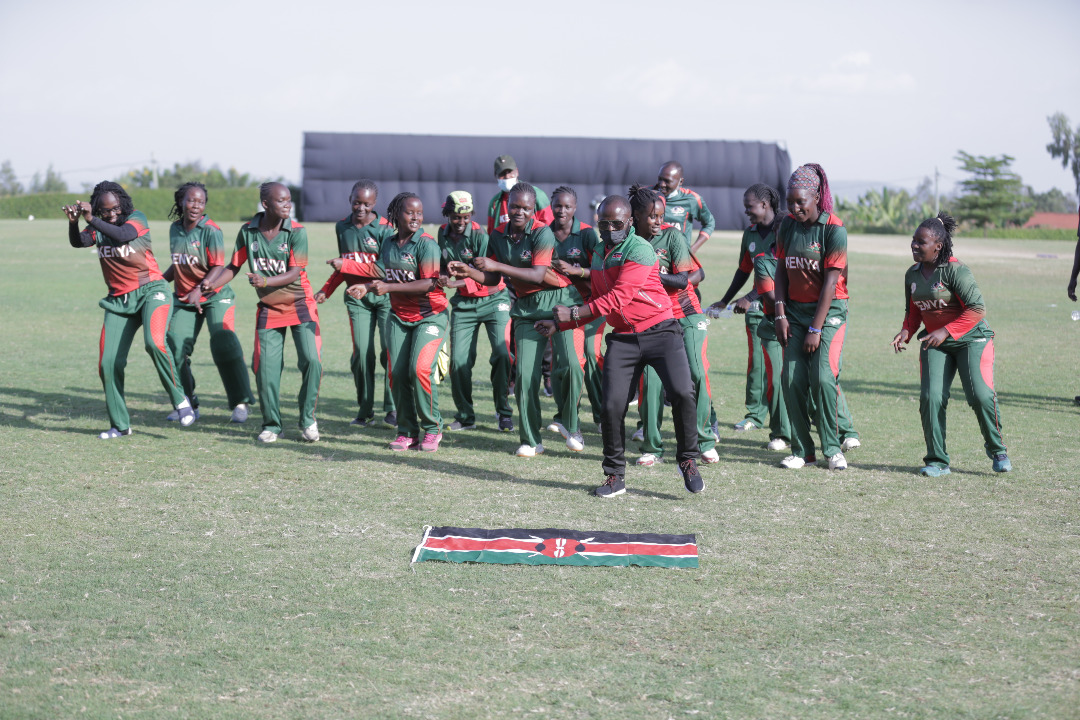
211, 429, 683, 500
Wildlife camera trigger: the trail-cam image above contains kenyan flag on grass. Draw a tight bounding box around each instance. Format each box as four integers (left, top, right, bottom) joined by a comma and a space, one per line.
412, 526, 698, 569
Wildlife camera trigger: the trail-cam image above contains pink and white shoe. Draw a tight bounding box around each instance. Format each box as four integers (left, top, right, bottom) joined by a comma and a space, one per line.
389, 435, 417, 451
419, 432, 442, 452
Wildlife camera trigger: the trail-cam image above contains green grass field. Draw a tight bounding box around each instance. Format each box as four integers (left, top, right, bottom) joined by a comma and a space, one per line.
1, 219, 1078, 719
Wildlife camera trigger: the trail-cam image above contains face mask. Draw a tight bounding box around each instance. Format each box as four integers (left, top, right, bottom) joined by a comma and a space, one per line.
498, 177, 518, 193
600, 227, 630, 243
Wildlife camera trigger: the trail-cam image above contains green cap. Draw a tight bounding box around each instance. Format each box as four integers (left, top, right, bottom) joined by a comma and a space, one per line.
494, 155, 517, 177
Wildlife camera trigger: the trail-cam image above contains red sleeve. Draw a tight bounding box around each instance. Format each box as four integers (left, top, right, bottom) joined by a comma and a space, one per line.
534, 206, 554, 228
230, 245, 248, 267
320, 270, 345, 297
902, 298, 923, 336
340, 258, 382, 277
585, 260, 656, 321
738, 249, 753, 274
944, 297, 984, 339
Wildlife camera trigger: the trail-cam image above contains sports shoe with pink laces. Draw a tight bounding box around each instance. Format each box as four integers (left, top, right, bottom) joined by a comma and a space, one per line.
419, 432, 442, 452
389, 435, 417, 451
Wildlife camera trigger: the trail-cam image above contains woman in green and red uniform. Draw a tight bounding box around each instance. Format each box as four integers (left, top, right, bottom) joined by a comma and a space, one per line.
64, 181, 194, 439
773, 164, 857, 471
547, 186, 604, 434
448, 183, 584, 457
707, 184, 780, 433
629, 185, 717, 467
163, 182, 254, 424
436, 190, 513, 432
891, 212, 1010, 475
347, 192, 448, 452
313, 179, 396, 427
201, 183, 321, 444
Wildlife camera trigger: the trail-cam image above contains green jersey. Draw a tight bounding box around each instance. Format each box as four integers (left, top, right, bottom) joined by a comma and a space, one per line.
231, 214, 317, 329
902, 257, 989, 340
169, 215, 233, 305
488, 219, 580, 320
381, 229, 447, 322
776, 212, 849, 303
320, 213, 394, 308
438, 220, 507, 303
661, 187, 715, 246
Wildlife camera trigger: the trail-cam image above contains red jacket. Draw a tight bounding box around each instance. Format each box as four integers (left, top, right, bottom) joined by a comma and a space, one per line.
557, 230, 672, 334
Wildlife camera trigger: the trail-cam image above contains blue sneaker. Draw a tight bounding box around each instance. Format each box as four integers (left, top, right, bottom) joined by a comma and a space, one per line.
919, 465, 951, 477
992, 454, 1012, 473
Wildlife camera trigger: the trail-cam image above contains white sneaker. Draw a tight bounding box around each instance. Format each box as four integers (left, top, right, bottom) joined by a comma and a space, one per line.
515, 443, 544, 457
98, 427, 133, 440
257, 429, 278, 443
780, 455, 806, 469
547, 421, 565, 435
828, 452, 848, 471
841, 437, 861, 452
636, 453, 660, 467
700, 448, 719, 464
166, 407, 200, 422
230, 403, 250, 423
301, 422, 319, 442
631, 427, 645, 442
767, 438, 790, 451
566, 432, 585, 452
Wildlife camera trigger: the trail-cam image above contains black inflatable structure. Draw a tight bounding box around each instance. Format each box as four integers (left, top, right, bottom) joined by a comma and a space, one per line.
301, 132, 790, 229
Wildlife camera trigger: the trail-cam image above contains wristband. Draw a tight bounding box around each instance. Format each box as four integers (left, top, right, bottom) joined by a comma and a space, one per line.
808, 326, 821, 334
570, 306, 580, 323
774, 315, 786, 320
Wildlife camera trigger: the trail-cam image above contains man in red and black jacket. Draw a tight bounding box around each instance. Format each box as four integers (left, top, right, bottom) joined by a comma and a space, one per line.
536, 195, 703, 498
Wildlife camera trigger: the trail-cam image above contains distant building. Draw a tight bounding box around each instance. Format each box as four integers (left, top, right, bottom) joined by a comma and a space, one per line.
1022, 212, 1079, 230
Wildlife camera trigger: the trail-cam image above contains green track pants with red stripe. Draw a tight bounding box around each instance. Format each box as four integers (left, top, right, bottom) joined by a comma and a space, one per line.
515, 318, 583, 447
782, 299, 850, 459
582, 316, 606, 426
918, 325, 1006, 468
253, 320, 321, 435
639, 313, 716, 457
97, 280, 186, 432
387, 311, 448, 437
347, 297, 394, 422
742, 309, 768, 425
449, 293, 512, 426
167, 291, 254, 411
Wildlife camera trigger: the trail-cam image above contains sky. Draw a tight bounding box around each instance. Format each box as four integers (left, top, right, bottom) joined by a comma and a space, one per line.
2, 0, 1079, 200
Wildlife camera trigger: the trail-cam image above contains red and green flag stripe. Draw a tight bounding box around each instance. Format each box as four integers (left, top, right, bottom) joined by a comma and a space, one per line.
412, 526, 698, 568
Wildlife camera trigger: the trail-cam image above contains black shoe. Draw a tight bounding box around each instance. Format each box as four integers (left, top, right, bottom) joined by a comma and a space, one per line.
542, 376, 553, 397
1075, 395, 1080, 406
383, 411, 397, 427
595, 475, 626, 498
679, 458, 704, 494
498, 415, 514, 432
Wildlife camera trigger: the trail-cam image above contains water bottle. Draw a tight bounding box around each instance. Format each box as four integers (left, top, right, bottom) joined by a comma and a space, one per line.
718, 304, 735, 319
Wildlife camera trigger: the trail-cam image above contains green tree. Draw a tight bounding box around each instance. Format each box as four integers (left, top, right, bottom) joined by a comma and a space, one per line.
1024, 186, 1077, 214
116, 161, 261, 190
0, 160, 24, 196
29, 164, 68, 193
1046, 112, 1080, 199
953, 151, 1029, 231
836, 186, 934, 233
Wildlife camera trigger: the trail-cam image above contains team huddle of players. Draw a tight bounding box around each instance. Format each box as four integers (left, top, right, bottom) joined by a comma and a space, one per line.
64, 154, 1011, 495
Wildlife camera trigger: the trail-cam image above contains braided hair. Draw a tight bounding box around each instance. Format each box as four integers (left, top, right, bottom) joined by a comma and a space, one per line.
385, 191, 421, 230
627, 183, 661, 218
917, 211, 958, 266
551, 185, 577, 204
89, 181, 134, 220
745, 183, 780, 215
169, 181, 208, 221
350, 178, 378, 200
508, 181, 537, 208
